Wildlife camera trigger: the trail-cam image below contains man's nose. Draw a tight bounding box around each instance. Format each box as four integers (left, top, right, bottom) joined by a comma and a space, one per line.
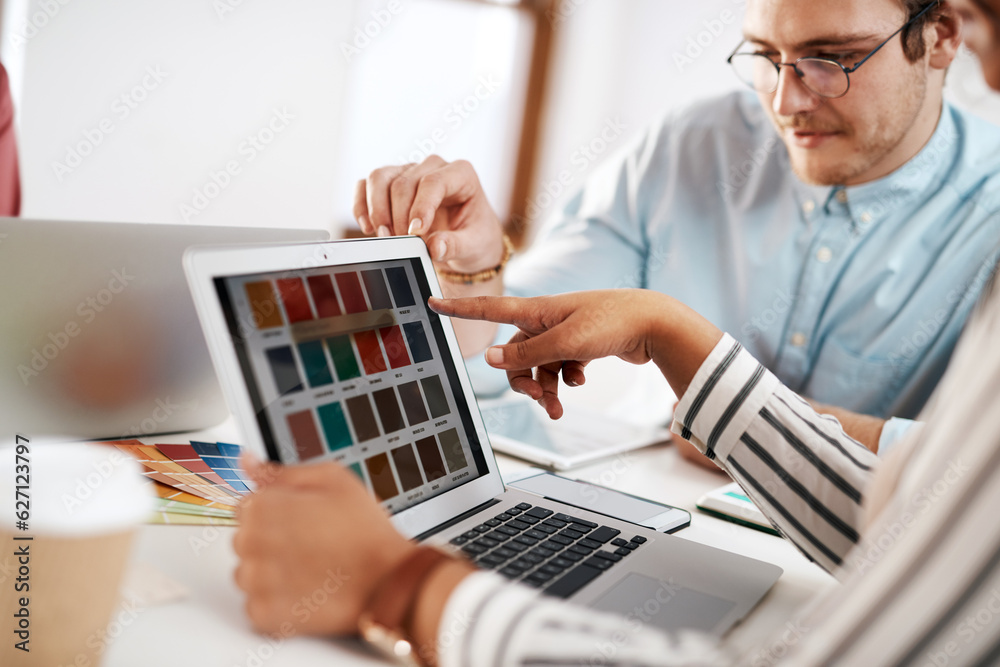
772, 65, 822, 117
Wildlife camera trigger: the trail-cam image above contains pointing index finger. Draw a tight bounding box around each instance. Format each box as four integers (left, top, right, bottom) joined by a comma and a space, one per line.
429, 295, 547, 331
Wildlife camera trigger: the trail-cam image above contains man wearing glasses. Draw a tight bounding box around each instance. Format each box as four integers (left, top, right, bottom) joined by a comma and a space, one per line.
235, 1, 1000, 664
355, 0, 1000, 456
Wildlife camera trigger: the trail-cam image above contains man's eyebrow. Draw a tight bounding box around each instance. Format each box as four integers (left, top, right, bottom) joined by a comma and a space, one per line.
742, 32, 883, 50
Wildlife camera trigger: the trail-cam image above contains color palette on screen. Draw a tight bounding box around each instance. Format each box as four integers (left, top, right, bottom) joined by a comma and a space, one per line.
243, 266, 418, 332
362, 427, 466, 501
263, 321, 436, 399
283, 376, 452, 461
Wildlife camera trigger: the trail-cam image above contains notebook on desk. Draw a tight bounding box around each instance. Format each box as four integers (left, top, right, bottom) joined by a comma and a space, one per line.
183, 236, 782, 637
0, 218, 329, 443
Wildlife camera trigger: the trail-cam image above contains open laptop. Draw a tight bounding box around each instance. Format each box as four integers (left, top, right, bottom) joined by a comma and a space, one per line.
184, 236, 782, 637
0, 218, 329, 443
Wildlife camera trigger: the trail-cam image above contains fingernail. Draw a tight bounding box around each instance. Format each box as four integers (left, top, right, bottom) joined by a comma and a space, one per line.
408, 218, 423, 235
567, 379, 580, 387
434, 238, 447, 261
359, 214, 371, 231
377, 225, 390, 238
485, 347, 504, 365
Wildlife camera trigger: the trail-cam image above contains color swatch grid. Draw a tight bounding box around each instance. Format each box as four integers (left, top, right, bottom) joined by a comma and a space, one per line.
226, 260, 480, 513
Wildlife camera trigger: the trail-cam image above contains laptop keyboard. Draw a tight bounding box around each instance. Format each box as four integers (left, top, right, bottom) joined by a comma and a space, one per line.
449, 502, 647, 599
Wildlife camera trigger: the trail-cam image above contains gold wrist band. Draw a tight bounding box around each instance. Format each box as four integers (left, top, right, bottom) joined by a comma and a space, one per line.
357, 546, 455, 667
436, 234, 514, 285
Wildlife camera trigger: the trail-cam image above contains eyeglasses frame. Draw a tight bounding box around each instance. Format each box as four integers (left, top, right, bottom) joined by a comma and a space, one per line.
725, 0, 941, 99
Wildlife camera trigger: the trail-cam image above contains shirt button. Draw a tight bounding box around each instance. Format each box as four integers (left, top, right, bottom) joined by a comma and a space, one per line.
860, 211, 873, 225
836, 190, 849, 204
802, 200, 815, 215
790, 332, 807, 347
816, 247, 833, 263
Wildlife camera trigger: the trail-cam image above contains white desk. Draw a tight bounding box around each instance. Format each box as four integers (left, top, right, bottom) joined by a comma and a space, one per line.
103, 360, 835, 665
104, 440, 834, 666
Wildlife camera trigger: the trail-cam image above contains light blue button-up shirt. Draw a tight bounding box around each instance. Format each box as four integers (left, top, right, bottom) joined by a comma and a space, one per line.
481, 91, 1000, 422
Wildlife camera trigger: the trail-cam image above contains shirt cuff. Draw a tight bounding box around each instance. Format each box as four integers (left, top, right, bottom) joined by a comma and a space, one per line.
670, 333, 780, 462
877, 418, 923, 458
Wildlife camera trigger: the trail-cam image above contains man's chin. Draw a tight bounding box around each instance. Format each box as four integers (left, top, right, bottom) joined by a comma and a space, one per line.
787, 151, 853, 187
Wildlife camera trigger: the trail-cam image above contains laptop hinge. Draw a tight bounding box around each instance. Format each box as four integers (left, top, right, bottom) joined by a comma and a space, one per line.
414, 498, 502, 542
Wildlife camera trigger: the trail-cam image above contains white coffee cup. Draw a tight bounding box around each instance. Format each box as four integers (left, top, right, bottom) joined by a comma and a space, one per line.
0, 440, 152, 667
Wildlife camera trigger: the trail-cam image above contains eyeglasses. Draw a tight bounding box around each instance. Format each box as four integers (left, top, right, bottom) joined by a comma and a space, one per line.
726, 0, 939, 99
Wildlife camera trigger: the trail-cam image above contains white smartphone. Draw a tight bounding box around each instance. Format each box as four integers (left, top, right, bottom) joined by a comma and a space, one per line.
506, 470, 691, 533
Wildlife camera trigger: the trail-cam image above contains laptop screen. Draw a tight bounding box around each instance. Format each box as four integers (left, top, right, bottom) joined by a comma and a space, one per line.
212, 257, 490, 514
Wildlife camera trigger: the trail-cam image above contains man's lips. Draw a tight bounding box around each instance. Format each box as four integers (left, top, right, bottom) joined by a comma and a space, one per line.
785, 128, 842, 148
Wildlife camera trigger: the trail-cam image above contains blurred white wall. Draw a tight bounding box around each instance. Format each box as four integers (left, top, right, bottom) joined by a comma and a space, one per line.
3, 0, 999, 233
11, 0, 350, 229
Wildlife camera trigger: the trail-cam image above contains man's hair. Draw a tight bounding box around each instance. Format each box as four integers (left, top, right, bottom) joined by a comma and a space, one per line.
898, 0, 944, 61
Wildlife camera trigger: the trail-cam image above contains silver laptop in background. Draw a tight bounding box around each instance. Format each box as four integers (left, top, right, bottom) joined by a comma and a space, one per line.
185, 236, 783, 638
0, 218, 329, 442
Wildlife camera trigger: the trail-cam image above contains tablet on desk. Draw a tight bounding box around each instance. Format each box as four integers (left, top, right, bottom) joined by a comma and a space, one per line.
479, 392, 672, 470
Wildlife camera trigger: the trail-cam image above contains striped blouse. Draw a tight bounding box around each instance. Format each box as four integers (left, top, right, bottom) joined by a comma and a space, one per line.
437, 279, 1000, 666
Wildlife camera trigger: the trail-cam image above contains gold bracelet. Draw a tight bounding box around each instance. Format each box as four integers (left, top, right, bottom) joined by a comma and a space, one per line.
357, 546, 455, 667
436, 234, 514, 285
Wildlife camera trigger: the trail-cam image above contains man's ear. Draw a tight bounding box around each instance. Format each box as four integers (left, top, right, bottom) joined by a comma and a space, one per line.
927, 2, 964, 69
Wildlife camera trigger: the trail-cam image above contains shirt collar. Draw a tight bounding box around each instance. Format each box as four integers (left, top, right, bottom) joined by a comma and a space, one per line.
786, 103, 959, 232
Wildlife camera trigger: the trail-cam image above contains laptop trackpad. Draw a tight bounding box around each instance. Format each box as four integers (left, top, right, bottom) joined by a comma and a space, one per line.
591, 573, 735, 633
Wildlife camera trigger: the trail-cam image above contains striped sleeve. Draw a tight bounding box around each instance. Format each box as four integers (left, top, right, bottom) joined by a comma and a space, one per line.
436, 572, 729, 667
671, 334, 880, 574
775, 281, 1000, 664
